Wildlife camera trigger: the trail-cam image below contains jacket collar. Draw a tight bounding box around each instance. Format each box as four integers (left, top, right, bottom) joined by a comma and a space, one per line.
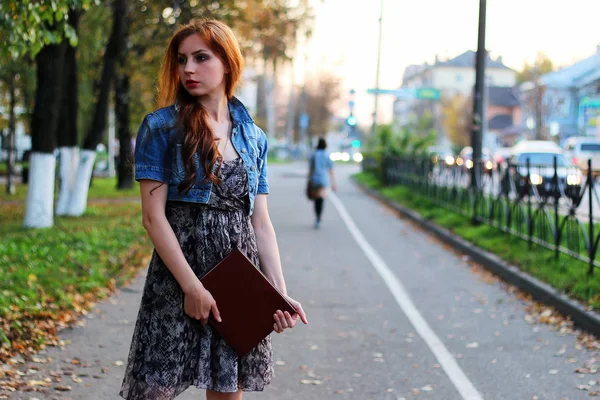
228, 96, 254, 128
173, 96, 254, 128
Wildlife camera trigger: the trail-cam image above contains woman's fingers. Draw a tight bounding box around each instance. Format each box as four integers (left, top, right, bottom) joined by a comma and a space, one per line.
284, 311, 297, 328
211, 302, 222, 323
274, 312, 288, 332
287, 298, 308, 325
295, 303, 309, 325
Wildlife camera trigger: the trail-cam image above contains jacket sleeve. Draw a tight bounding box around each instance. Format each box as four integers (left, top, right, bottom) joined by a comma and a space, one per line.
257, 128, 269, 194
134, 113, 171, 183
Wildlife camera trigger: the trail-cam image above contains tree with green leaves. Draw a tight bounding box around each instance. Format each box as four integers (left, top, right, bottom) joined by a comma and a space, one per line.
0, 0, 96, 227
516, 52, 555, 84
442, 94, 471, 148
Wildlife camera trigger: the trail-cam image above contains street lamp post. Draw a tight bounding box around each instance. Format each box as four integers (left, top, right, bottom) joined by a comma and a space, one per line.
371, 0, 384, 135
470, 0, 487, 190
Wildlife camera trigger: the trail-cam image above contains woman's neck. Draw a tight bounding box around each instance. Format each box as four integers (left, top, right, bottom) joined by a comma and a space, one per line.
199, 92, 229, 123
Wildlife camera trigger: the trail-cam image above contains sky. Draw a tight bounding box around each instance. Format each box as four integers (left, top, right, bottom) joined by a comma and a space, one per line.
294, 0, 600, 127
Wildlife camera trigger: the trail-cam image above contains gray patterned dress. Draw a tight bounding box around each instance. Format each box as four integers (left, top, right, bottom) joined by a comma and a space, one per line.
120, 158, 273, 400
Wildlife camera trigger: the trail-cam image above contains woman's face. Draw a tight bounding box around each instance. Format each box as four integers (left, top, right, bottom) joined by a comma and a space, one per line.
177, 33, 228, 98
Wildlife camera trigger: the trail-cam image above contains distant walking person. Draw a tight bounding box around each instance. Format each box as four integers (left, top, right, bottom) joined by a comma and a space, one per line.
307, 137, 337, 229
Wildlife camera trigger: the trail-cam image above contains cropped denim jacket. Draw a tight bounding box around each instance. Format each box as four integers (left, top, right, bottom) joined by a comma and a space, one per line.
134, 96, 269, 215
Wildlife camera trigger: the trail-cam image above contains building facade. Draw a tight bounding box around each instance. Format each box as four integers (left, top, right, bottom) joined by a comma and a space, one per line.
395, 50, 517, 149
519, 45, 600, 142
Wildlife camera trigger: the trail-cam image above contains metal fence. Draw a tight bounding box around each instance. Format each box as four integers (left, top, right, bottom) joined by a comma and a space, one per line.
364, 155, 600, 275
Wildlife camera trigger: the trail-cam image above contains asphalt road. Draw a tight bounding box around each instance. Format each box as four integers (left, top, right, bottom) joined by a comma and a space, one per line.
2, 162, 599, 400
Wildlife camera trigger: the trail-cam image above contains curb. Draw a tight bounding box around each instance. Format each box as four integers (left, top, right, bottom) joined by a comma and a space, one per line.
353, 178, 600, 337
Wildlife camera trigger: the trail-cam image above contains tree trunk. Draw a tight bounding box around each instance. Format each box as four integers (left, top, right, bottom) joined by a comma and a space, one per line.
69, 0, 127, 216
23, 42, 68, 228
115, 5, 133, 189
56, 10, 81, 215
30, 44, 67, 153
115, 73, 134, 189
82, 0, 125, 151
6, 71, 16, 195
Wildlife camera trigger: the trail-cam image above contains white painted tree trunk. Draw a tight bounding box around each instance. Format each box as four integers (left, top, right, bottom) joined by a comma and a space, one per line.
23, 153, 57, 228
67, 149, 96, 217
55, 147, 80, 216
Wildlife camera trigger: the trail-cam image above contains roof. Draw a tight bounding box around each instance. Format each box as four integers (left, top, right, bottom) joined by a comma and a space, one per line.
488, 114, 513, 130
540, 47, 600, 89
436, 50, 512, 69
488, 86, 520, 107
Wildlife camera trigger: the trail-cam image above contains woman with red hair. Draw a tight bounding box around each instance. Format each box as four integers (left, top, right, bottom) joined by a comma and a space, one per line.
119, 19, 307, 400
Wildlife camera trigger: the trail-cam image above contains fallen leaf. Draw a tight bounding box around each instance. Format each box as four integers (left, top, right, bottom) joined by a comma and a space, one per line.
300, 379, 323, 385
27, 380, 49, 387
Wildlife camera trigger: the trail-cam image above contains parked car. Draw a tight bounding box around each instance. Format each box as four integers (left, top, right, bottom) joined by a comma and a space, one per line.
492, 147, 512, 170
428, 146, 455, 168
456, 146, 494, 174
504, 149, 582, 199
563, 137, 600, 177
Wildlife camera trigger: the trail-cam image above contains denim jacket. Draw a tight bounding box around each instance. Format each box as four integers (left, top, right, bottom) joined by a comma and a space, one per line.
134, 96, 269, 215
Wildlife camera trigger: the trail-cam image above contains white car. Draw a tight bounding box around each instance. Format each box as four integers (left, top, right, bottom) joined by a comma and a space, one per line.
563, 137, 600, 177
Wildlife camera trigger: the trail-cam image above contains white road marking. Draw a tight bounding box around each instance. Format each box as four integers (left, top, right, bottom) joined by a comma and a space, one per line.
329, 192, 484, 400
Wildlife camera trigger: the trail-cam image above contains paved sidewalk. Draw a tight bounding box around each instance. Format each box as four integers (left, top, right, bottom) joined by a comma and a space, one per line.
1, 163, 600, 400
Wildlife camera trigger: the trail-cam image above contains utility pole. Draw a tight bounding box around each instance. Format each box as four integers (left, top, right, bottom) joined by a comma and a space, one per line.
371, 0, 384, 135
470, 0, 486, 190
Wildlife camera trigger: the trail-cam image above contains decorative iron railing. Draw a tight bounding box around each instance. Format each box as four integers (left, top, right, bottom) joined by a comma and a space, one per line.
363, 155, 600, 275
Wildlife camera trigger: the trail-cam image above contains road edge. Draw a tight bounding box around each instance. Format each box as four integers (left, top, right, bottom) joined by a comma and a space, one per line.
353, 178, 600, 337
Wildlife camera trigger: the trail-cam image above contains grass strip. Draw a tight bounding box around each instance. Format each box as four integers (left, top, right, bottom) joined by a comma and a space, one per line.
0, 202, 150, 362
354, 172, 600, 311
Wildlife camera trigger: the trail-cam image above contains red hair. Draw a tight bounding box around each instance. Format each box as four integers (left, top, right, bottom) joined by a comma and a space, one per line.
157, 19, 244, 192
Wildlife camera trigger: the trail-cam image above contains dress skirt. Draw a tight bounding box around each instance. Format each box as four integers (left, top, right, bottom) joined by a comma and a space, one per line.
119, 159, 273, 399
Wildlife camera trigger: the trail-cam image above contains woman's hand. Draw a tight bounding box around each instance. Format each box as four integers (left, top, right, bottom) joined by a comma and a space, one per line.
273, 296, 308, 334
183, 281, 221, 325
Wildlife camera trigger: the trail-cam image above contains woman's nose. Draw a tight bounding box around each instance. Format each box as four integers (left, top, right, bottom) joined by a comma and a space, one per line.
184, 61, 194, 74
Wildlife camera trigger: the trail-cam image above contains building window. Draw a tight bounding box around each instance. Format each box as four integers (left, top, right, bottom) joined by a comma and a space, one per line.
456, 74, 463, 83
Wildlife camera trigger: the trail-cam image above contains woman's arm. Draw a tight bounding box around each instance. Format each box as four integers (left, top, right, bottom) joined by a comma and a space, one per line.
251, 194, 287, 295
140, 180, 220, 324
329, 168, 337, 192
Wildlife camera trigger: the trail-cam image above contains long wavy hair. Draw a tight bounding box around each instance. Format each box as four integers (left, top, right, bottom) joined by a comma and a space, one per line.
157, 19, 244, 193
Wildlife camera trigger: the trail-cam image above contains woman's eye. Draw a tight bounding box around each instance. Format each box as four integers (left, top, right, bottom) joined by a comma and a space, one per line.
195, 54, 208, 62
177, 57, 186, 64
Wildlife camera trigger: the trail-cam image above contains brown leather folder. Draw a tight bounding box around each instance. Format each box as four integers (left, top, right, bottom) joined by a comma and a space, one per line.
200, 248, 296, 357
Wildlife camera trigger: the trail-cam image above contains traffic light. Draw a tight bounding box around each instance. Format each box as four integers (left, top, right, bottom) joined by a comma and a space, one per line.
352, 140, 361, 148
346, 114, 357, 127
